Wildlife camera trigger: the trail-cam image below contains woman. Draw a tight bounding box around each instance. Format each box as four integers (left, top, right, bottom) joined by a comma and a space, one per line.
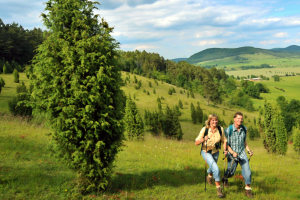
195, 114, 226, 198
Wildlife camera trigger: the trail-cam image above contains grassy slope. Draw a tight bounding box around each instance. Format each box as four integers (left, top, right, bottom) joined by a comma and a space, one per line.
0, 73, 299, 199
121, 71, 257, 140
252, 76, 300, 108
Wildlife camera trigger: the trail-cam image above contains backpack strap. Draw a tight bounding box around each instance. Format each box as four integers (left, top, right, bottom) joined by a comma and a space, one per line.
241, 124, 247, 142
201, 127, 209, 149
227, 124, 233, 146
215, 126, 222, 149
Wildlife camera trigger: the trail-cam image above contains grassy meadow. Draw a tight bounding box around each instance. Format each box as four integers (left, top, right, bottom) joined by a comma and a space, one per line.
226, 67, 300, 78
0, 73, 299, 199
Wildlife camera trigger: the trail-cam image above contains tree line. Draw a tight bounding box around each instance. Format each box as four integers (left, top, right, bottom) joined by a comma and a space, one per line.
0, 18, 45, 72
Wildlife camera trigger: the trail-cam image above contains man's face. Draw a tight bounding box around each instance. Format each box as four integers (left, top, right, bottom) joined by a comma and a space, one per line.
234, 115, 243, 126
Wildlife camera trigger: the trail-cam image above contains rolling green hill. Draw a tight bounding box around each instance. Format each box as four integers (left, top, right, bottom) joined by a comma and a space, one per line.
178, 45, 300, 71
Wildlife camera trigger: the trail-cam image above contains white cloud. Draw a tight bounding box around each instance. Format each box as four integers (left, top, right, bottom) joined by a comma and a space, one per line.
259, 40, 277, 45
273, 32, 288, 38
193, 39, 225, 46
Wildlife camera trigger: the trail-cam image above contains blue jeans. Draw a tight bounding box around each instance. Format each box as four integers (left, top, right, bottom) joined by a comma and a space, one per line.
201, 150, 220, 182
225, 154, 252, 185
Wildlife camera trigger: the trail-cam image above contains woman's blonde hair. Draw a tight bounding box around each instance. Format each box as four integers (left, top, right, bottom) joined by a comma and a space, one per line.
205, 114, 218, 128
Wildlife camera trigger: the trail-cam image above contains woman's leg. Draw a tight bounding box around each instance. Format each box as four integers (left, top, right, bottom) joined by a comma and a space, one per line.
201, 150, 221, 182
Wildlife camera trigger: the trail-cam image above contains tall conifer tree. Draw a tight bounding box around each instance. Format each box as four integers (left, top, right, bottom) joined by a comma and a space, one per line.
31, 0, 124, 192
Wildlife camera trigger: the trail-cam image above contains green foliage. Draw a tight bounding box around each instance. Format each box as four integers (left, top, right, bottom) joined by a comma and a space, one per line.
276, 96, 300, 136
273, 75, 280, 82
190, 103, 197, 124
228, 90, 254, 111
124, 97, 144, 140
30, 0, 124, 193
0, 77, 5, 87
135, 80, 142, 89
241, 80, 261, 99
13, 69, 19, 83
168, 88, 173, 95
195, 104, 203, 124
162, 106, 183, 140
8, 82, 32, 117
0, 19, 44, 66
148, 81, 152, 88
178, 99, 183, 109
144, 110, 162, 136
248, 126, 260, 140
293, 127, 300, 154
157, 97, 162, 111
263, 102, 288, 154
263, 102, 276, 152
3, 64, 7, 74
153, 88, 156, 94
274, 112, 288, 155
202, 74, 221, 104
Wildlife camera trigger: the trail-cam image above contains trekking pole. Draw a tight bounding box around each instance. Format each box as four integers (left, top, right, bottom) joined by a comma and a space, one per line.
223, 143, 227, 190
204, 138, 208, 192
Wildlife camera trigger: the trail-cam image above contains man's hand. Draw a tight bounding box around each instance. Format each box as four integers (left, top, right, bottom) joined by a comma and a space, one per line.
248, 150, 253, 156
232, 152, 238, 158
195, 140, 201, 146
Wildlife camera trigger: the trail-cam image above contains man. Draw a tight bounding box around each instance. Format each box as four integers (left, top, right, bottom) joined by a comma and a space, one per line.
223, 112, 254, 198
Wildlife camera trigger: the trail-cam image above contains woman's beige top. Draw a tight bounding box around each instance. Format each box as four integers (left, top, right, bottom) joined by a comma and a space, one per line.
195, 126, 225, 153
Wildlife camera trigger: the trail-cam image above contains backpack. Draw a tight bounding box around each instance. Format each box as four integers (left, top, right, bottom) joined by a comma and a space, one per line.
226, 124, 247, 146
202, 126, 222, 149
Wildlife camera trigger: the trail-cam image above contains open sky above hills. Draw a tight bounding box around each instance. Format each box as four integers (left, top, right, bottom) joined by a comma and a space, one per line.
1, 0, 300, 59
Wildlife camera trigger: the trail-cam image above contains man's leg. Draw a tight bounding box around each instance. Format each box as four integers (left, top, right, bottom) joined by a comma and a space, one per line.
240, 157, 252, 198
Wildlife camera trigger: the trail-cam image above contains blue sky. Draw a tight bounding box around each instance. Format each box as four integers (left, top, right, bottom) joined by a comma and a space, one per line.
1, 0, 300, 59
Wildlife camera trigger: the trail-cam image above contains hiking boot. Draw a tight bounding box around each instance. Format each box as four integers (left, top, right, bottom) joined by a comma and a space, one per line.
206, 175, 213, 185
222, 177, 229, 187
245, 189, 253, 198
216, 187, 225, 198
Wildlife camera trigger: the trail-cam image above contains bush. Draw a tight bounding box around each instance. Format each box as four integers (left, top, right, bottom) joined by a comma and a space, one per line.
8, 82, 32, 117
178, 99, 183, 109
3, 64, 7, 74
0, 77, 5, 87
293, 128, 300, 154
162, 106, 183, 140
124, 97, 144, 140
190, 103, 197, 124
13, 69, 19, 83
248, 126, 260, 140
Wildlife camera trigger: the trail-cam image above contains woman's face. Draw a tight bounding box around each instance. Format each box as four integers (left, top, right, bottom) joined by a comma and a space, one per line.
210, 117, 218, 127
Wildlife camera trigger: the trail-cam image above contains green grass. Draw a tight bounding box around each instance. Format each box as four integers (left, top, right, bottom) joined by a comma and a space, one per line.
0, 115, 75, 200
226, 67, 300, 78
0, 72, 299, 199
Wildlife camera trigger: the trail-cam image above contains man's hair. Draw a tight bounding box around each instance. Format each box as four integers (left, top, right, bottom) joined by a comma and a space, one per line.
234, 112, 243, 118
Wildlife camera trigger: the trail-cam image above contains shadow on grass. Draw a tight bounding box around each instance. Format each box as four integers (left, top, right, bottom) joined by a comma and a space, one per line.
0, 133, 75, 198
107, 167, 205, 192
224, 170, 278, 195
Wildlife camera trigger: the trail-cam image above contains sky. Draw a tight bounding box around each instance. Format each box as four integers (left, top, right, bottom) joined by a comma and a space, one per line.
1, 0, 300, 59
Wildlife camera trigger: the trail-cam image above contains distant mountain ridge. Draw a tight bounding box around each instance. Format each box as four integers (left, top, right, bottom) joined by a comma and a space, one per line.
172, 45, 300, 64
